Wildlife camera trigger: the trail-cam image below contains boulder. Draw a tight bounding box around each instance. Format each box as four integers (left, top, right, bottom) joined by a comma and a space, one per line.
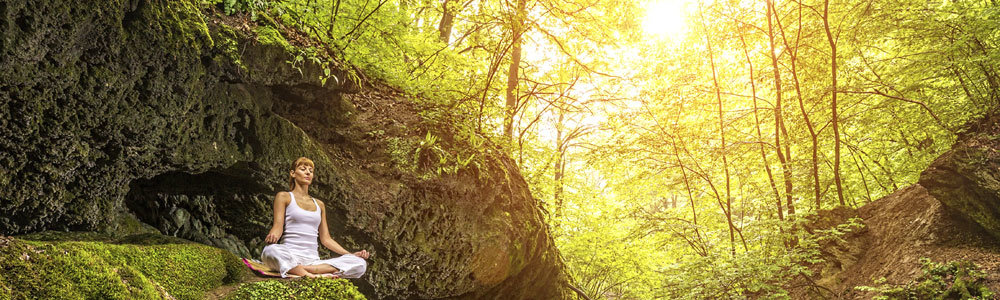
919, 113, 1000, 239
0, 0, 570, 298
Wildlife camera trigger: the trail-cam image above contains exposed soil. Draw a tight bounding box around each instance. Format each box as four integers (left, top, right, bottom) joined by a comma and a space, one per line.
794, 184, 1000, 299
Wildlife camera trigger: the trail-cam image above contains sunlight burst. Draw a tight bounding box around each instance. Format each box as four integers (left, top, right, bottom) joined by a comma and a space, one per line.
642, 0, 691, 40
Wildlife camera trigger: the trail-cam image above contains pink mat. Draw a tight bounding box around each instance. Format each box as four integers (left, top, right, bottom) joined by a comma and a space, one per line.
242, 258, 296, 278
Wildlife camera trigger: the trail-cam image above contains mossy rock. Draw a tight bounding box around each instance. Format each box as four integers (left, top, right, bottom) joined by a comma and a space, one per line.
254, 26, 293, 53
0, 0, 572, 297
16, 231, 117, 243
0, 271, 10, 300
858, 258, 994, 299
920, 113, 1000, 239
0, 232, 247, 299
225, 278, 366, 300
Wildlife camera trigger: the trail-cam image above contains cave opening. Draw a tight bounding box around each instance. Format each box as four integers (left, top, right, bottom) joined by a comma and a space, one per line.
124, 164, 274, 257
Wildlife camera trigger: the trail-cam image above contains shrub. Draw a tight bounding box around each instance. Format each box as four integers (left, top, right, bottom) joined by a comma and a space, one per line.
856, 258, 995, 300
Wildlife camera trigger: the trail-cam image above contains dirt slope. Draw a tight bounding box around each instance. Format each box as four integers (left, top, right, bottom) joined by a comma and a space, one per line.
799, 184, 1000, 299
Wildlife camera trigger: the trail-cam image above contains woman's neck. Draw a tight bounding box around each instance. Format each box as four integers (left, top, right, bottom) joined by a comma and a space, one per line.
291, 185, 310, 198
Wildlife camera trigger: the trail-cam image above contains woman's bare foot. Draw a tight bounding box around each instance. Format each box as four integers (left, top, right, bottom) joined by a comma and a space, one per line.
304, 273, 338, 279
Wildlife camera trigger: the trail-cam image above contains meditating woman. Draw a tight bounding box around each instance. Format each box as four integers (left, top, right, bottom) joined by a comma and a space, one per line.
261, 157, 369, 278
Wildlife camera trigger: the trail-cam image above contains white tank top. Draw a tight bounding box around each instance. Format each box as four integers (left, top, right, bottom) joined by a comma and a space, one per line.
281, 192, 321, 255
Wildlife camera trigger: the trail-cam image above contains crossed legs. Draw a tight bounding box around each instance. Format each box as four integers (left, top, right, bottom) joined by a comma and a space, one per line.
287, 264, 341, 278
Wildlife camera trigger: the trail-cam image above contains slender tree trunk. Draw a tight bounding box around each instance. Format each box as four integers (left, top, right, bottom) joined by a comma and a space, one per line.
823, 0, 845, 206
699, 3, 736, 254
554, 111, 565, 221
737, 27, 783, 221
847, 143, 873, 203
329, 0, 342, 37
767, 0, 795, 216
670, 133, 706, 256
503, 0, 526, 139
437, 0, 457, 43
776, 2, 821, 210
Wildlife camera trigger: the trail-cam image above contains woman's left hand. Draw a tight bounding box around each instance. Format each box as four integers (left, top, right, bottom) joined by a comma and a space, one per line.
353, 250, 370, 259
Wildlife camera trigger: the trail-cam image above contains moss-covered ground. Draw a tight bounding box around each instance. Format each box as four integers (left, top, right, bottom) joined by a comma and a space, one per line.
223, 277, 366, 300
0, 232, 245, 299
1, 231, 367, 299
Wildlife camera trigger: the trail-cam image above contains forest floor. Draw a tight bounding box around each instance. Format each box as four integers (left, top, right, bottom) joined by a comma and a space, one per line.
794, 184, 1000, 298
204, 271, 267, 300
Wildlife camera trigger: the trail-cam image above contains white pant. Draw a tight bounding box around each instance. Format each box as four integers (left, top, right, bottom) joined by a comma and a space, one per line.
261, 243, 368, 278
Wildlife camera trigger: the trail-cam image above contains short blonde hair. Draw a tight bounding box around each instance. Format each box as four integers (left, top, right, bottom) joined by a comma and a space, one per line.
288, 157, 315, 190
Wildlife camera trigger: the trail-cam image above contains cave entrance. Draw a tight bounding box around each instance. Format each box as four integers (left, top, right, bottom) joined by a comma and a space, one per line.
124, 165, 274, 257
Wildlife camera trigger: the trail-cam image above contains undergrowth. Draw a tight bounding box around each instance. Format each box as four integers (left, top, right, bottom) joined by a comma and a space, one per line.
856, 258, 995, 300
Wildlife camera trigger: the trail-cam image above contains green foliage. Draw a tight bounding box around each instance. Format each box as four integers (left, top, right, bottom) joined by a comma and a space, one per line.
215, 0, 270, 19
193, 0, 1000, 297
385, 129, 485, 180
285, 47, 341, 87
0, 232, 246, 299
225, 277, 366, 300
648, 215, 866, 299
386, 136, 420, 174
856, 258, 995, 300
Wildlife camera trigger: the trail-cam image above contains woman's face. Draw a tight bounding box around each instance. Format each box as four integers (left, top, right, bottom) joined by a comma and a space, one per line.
291, 164, 314, 187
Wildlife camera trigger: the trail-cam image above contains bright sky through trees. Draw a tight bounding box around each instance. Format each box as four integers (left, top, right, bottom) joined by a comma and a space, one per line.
641, 0, 691, 40
260, 0, 1000, 296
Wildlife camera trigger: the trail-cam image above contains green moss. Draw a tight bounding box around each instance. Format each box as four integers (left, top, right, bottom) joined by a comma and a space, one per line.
856, 258, 995, 299
255, 26, 293, 52
225, 278, 366, 300
171, 0, 215, 49
0, 271, 9, 300
0, 232, 247, 299
215, 24, 247, 71
107, 213, 162, 237
17, 231, 116, 243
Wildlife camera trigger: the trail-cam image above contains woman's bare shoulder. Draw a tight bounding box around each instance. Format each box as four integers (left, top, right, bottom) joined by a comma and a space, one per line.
274, 191, 292, 205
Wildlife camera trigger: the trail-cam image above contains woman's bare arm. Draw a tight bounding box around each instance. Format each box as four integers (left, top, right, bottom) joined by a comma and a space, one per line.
318, 200, 369, 258
265, 192, 290, 244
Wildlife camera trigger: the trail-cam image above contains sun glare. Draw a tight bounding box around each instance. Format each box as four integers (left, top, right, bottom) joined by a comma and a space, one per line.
642, 0, 691, 40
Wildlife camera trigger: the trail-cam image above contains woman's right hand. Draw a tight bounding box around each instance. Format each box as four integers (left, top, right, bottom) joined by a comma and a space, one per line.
265, 229, 282, 244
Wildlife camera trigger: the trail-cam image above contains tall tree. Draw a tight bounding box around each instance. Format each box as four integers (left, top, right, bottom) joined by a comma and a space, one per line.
737, 22, 783, 221
503, 0, 527, 139
437, 0, 469, 43
766, 0, 795, 216
700, 1, 736, 254
775, 0, 821, 210
823, 0, 845, 206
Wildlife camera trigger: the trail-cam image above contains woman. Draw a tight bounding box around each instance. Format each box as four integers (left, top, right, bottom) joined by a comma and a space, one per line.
261, 157, 370, 278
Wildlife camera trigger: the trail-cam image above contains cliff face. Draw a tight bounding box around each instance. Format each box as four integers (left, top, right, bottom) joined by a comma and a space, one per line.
783, 111, 1000, 298
919, 113, 1000, 239
0, 0, 569, 298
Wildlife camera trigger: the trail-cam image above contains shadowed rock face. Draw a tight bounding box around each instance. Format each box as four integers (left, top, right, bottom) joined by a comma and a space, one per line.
0, 0, 569, 298
919, 113, 1000, 240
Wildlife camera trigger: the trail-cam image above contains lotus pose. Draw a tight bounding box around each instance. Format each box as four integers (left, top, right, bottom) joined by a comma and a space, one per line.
261, 157, 369, 278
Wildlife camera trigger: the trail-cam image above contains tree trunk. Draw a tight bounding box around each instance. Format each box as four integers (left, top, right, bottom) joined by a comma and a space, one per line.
767, 0, 795, 216
823, 0, 845, 206
437, 0, 456, 43
329, 0, 342, 37
738, 26, 783, 221
777, 2, 821, 210
554, 111, 565, 221
503, 0, 526, 139
700, 3, 736, 254
670, 134, 706, 256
